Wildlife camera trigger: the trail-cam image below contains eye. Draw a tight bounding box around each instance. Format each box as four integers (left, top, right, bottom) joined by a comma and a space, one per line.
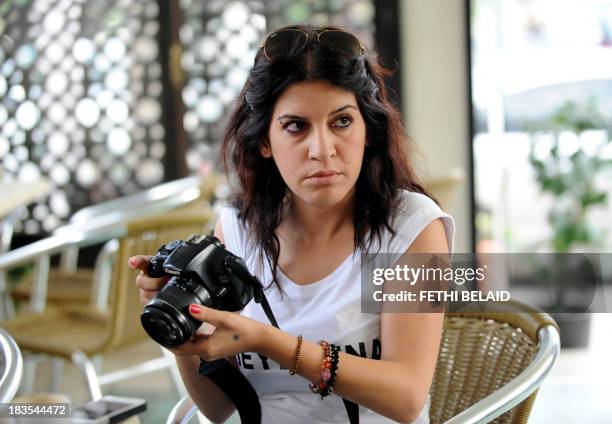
331, 114, 353, 128
282, 120, 309, 134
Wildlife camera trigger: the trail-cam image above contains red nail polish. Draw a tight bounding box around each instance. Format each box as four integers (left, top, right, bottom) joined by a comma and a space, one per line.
129, 257, 137, 266
190, 304, 202, 314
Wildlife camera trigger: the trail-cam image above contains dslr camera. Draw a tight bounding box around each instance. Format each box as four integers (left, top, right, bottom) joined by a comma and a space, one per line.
140, 234, 272, 348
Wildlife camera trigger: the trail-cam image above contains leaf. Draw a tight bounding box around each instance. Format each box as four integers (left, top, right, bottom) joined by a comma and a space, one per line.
581, 192, 608, 208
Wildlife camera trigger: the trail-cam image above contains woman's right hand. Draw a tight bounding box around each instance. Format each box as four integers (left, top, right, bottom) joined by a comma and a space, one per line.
129, 255, 170, 306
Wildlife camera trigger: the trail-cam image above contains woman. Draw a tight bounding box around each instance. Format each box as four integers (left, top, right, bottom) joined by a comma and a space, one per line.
131, 24, 454, 423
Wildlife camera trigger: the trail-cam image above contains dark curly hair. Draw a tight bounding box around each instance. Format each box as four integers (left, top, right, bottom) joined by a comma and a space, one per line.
221, 24, 435, 289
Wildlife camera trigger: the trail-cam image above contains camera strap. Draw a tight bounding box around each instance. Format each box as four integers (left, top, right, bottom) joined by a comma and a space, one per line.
224, 255, 280, 328
255, 289, 279, 328
254, 288, 359, 422
198, 358, 262, 424
208, 256, 359, 424
199, 357, 359, 424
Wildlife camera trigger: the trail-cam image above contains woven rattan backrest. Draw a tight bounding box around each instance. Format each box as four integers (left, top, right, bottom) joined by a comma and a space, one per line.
101, 210, 215, 353
429, 300, 559, 424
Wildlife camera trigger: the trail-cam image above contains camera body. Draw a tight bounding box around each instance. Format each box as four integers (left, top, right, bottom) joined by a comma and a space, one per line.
141, 234, 259, 347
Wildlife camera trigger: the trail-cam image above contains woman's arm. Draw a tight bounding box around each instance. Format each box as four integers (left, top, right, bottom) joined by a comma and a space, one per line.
132, 219, 236, 424
257, 218, 449, 423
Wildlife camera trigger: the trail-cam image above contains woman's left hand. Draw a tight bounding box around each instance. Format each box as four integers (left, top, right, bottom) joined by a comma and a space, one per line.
168, 304, 267, 361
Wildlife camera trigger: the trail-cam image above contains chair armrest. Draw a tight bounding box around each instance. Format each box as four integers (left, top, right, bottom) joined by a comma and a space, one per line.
0, 224, 128, 272
443, 325, 560, 424
166, 396, 210, 424
51, 182, 201, 272
70, 177, 201, 224
0, 328, 23, 402
0, 225, 126, 313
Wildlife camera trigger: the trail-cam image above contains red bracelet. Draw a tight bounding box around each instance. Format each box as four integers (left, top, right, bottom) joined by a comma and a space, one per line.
309, 340, 333, 394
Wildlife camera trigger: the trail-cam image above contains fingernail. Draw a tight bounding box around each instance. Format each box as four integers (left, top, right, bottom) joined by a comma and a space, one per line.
129, 257, 137, 266
189, 304, 202, 314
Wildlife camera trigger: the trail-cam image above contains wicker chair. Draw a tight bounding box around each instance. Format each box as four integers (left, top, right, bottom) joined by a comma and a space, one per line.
0, 211, 215, 400
165, 300, 560, 424
8, 174, 225, 314
430, 300, 560, 423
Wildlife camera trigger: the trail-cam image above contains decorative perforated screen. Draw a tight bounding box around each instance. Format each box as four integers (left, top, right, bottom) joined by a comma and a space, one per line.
1, 0, 377, 235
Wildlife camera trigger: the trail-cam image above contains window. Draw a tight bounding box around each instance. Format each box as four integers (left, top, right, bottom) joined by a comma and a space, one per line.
470, 0, 612, 253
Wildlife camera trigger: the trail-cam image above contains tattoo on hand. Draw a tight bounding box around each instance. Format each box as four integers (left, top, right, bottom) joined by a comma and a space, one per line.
233, 334, 240, 342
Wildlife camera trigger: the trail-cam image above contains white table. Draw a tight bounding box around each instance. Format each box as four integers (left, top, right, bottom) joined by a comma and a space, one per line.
0, 180, 51, 220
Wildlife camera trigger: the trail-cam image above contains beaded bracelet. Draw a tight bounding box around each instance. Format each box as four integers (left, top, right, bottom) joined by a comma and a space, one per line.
289, 335, 303, 375
319, 344, 340, 398
309, 340, 333, 394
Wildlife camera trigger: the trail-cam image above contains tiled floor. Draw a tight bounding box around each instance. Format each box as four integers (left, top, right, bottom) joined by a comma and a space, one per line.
20, 340, 183, 423
530, 313, 612, 423
18, 314, 612, 423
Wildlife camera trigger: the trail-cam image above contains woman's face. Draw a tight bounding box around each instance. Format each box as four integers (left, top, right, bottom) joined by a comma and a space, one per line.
261, 80, 367, 210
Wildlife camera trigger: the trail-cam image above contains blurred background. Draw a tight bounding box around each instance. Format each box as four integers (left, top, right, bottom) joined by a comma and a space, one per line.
0, 0, 611, 422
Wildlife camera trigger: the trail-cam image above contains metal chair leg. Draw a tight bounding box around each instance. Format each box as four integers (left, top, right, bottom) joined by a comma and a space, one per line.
0, 281, 16, 320
19, 355, 38, 395
71, 350, 102, 400
160, 347, 188, 398
0, 213, 17, 321
166, 396, 201, 424
50, 357, 64, 392
92, 355, 103, 374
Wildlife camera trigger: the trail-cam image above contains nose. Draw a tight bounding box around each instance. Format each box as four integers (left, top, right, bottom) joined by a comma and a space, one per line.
308, 129, 336, 161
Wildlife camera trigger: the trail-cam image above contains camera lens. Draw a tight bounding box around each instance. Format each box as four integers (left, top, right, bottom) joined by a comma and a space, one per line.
141, 305, 190, 347
140, 276, 212, 347
148, 315, 178, 342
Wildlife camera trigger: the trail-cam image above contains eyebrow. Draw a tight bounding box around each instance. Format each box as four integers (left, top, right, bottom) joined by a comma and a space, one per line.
276, 104, 357, 122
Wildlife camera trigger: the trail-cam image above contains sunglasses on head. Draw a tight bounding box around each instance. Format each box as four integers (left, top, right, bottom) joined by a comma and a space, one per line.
261, 28, 366, 62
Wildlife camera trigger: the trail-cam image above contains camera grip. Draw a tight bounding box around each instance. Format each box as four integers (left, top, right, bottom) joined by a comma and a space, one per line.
147, 240, 183, 277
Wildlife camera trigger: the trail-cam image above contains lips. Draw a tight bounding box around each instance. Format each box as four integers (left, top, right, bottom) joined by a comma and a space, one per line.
307, 170, 340, 179
304, 170, 342, 186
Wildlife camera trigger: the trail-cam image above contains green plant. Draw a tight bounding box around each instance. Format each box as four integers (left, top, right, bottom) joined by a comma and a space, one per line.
527, 99, 612, 253
524, 99, 612, 312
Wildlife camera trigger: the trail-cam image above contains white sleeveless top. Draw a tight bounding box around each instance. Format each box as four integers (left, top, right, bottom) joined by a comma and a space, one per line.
218, 190, 455, 424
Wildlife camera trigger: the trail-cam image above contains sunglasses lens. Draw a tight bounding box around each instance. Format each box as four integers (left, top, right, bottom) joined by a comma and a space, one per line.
264, 30, 308, 61
318, 31, 363, 56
